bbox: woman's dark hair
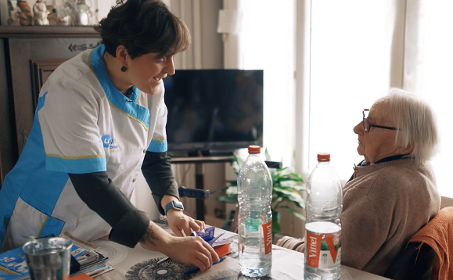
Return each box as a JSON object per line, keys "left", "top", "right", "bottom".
{"left": 94, "top": 0, "right": 191, "bottom": 59}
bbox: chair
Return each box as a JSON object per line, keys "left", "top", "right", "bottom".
{"left": 275, "top": 235, "right": 305, "bottom": 253}
{"left": 385, "top": 206, "right": 453, "bottom": 280}
{"left": 383, "top": 241, "right": 435, "bottom": 280}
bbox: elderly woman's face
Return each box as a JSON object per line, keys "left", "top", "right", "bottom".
{"left": 353, "top": 102, "right": 400, "bottom": 163}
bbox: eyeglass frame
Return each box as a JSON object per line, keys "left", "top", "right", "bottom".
{"left": 362, "top": 109, "right": 398, "bottom": 133}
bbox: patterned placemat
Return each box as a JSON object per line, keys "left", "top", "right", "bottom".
{"left": 125, "top": 257, "right": 194, "bottom": 280}
{"left": 91, "top": 240, "right": 128, "bottom": 265}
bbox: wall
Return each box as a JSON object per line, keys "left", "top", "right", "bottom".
{"left": 96, "top": 0, "right": 115, "bottom": 22}
{"left": 0, "top": 2, "right": 9, "bottom": 25}
{"left": 441, "top": 196, "right": 453, "bottom": 209}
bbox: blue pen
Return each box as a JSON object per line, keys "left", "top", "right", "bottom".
{"left": 184, "top": 257, "right": 225, "bottom": 275}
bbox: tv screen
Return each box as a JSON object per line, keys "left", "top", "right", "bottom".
{"left": 163, "top": 69, "right": 264, "bottom": 157}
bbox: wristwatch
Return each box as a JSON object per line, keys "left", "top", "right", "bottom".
{"left": 164, "top": 200, "right": 184, "bottom": 215}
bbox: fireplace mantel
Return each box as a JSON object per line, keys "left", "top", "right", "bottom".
{"left": 0, "top": 26, "right": 99, "bottom": 38}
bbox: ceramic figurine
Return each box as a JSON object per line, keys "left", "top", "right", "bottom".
{"left": 18, "top": 1, "right": 33, "bottom": 26}
{"left": 7, "top": 1, "right": 21, "bottom": 26}
{"left": 33, "top": 0, "right": 50, "bottom": 25}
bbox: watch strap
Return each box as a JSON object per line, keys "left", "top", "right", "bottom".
{"left": 164, "top": 200, "right": 184, "bottom": 215}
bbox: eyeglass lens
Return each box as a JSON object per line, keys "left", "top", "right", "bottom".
{"left": 362, "top": 109, "right": 369, "bottom": 132}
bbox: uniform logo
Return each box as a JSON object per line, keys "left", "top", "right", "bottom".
{"left": 101, "top": 135, "right": 119, "bottom": 151}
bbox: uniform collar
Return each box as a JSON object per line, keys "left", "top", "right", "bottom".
{"left": 89, "top": 45, "right": 150, "bottom": 130}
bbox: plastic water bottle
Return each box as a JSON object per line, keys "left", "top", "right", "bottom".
{"left": 304, "top": 153, "right": 343, "bottom": 280}
{"left": 237, "top": 145, "right": 273, "bottom": 277}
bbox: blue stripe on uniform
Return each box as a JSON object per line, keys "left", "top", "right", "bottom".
{"left": 0, "top": 105, "right": 71, "bottom": 248}
{"left": 147, "top": 140, "right": 167, "bottom": 152}
{"left": 13, "top": 108, "right": 70, "bottom": 216}
{"left": 46, "top": 156, "right": 107, "bottom": 174}
{"left": 39, "top": 217, "right": 66, "bottom": 238}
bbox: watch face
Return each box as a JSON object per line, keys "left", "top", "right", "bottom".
{"left": 173, "top": 200, "right": 184, "bottom": 209}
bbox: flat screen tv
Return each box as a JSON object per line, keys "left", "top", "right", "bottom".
{"left": 163, "top": 69, "right": 264, "bottom": 157}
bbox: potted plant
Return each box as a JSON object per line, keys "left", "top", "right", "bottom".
{"left": 216, "top": 149, "right": 306, "bottom": 234}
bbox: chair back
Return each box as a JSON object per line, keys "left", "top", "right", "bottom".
{"left": 384, "top": 241, "right": 435, "bottom": 280}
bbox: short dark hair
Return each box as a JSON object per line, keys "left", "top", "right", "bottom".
{"left": 94, "top": 0, "right": 191, "bottom": 59}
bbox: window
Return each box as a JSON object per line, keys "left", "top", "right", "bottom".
{"left": 420, "top": 1, "right": 453, "bottom": 197}
{"left": 241, "top": 0, "right": 296, "bottom": 165}
{"left": 309, "top": 1, "right": 395, "bottom": 181}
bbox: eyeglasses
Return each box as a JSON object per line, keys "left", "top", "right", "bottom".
{"left": 362, "top": 109, "right": 398, "bottom": 133}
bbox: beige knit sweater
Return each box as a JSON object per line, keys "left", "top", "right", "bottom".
{"left": 341, "top": 158, "right": 440, "bottom": 276}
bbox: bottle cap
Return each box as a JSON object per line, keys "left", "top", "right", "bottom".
{"left": 317, "top": 153, "right": 330, "bottom": 162}
{"left": 248, "top": 145, "right": 261, "bottom": 154}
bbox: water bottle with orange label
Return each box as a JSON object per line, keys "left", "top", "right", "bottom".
{"left": 304, "top": 153, "right": 343, "bottom": 280}
{"left": 237, "top": 145, "right": 273, "bottom": 277}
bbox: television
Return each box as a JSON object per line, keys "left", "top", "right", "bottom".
{"left": 163, "top": 69, "right": 264, "bottom": 157}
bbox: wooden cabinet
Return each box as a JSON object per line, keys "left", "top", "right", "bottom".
{"left": 0, "top": 26, "right": 100, "bottom": 184}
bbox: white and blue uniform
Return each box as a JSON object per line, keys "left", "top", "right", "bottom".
{"left": 0, "top": 44, "right": 168, "bottom": 251}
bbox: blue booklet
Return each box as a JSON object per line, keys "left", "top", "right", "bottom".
{"left": 0, "top": 246, "right": 29, "bottom": 280}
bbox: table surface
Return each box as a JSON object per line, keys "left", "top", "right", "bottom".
{"left": 95, "top": 220, "right": 390, "bottom": 280}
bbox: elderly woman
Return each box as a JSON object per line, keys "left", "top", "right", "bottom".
{"left": 341, "top": 88, "right": 440, "bottom": 276}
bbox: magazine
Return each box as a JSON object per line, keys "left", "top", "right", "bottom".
{"left": 0, "top": 235, "right": 113, "bottom": 280}
{"left": 0, "top": 246, "right": 29, "bottom": 280}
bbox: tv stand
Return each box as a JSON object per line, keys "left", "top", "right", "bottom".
{"left": 171, "top": 155, "right": 234, "bottom": 221}
{"left": 171, "top": 155, "right": 282, "bottom": 221}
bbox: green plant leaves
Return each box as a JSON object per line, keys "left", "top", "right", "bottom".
{"left": 216, "top": 154, "right": 306, "bottom": 234}
{"left": 272, "top": 186, "right": 305, "bottom": 209}
{"left": 272, "top": 211, "right": 282, "bottom": 233}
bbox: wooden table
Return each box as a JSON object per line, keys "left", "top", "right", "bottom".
{"left": 95, "top": 220, "right": 390, "bottom": 280}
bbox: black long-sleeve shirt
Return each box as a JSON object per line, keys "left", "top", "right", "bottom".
{"left": 69, "top": 151, "right": 178, "bottom": 248}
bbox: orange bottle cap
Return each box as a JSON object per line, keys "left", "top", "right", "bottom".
{"left": 248, "top": 145, "right": 261, "bottom": 154}
{"left": 317, "top": 153, "right": 330, "bottom": 161}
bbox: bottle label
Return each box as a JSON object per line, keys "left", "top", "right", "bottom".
{"left": 239, "top": 218, "right": 272, "bottom": 255}
{"left": 244, "top": 217, "right": 262, "bottom": 231}
{"left": 306, "top": 228, "right": 341, "bottom": 269}
{"left": 262, "top": 220, "right": 272, "bottom": 255}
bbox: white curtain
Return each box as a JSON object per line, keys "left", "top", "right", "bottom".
{"left": 403, "top": 0, "right": 425, "bottom": 92}
{"left": 418, "top": 0, "right": 453, "bottom": 198}
{"left": 307, "top": 0, "right": 406, "bottom": 180}
{"left": 238, "top": 0, "right": 296, "bottom": 167}
{"left": 166, "top": 0, "right": 202, "bottom": 69}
